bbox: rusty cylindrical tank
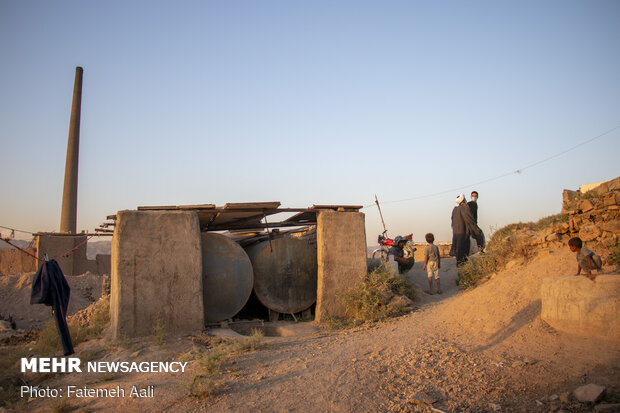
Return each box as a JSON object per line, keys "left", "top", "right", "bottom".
{"left": 245, "top": 236, "right": 317, "bottom": 314}
{"left": 201, "top": 233, "right": 253, "bottom": 323}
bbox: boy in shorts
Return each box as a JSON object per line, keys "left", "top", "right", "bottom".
{"left": 422, "top": 233, "right": 441, "bottom": 294}
{"left": 568, "top": 237, "right": 603, "bottom": 280}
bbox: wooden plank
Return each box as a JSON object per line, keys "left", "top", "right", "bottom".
{"left": 137, "top": 205, "right": 178, "bottom": 211}
{"left": 177, "top": 204, "right": 216, "bottom": 210}
{"left": 224, "top": 202, "right": 281, "bottom": 209}
{"left": 311, "top": 204, "right": 363, "bottom": 211}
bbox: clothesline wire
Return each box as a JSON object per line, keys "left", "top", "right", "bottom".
{"left": 362, "top": 123, "right": 620, "bottom": 209}
{"left": 0, "top": 224, "right": 111, "bottom": 238}
{"left": 0, "top": 225, "right": 36, "bottom": 236}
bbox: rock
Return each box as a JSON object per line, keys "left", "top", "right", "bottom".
{"left": 548, "top": 394, "right": 559, "bottom": 401}
{"left": 574, "top": 383, "right": 606, "bottom": 403}
{"left": 579, "top": 224, "right": 602, "bottom": 242}
{"left": 554, "top": 222, "right": 570, "bottom": 234}
{"left": 387, "top": 295, "right": 413, "bottom": 313}
{"left": 580, "top": 199, "right": 595, "bottom": 213}
{"left": 600, "top": 220, "right": 620, "bottom": 233}
{"left": 594, "top": 403, "right": 620, "bottom": 412}
{"left": 506, "top": 260, "right": 519, "bottom": 270}
{"left": 409, "top": 392, "right": 437, "bottom": 404}
{"left": 488, "top": 402, "right": 501, "bottom": 411}
{"left": 559, "top": 392, "right": 571, "bottom": 403}
{"left": 603, "top": 193, "right": 618, "bottom": 207}
{"left": 130, "top": 349, "right": 145, "bottom": 358}
{"left": 563, "top": 190, "right": 580, "bottom": 212}
{"left": 0, "top": 320, "right": 13, "bottom": 332}
{"left": 546, "top": 233, "right": 562, "bottom": 243}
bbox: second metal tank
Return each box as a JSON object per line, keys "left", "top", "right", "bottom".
{"left": 245, "top": 236, "right": 317, "bottom": 314}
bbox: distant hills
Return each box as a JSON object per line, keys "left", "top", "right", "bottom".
{"left": 86, "top": 240, "right": 111, "bottom": 259}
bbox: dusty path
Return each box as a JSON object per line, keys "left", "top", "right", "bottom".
{"left": 185, "top": 252, "right": 618, "bottom": 412}
{"left": 21, "top": 249, "right": 619, "bottom": 412}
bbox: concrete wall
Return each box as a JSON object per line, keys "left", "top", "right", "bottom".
{"left": 541, "top": 275, "right": 620, "bottom": 342}
{"left": 36, "top": 234, "right": 89, "bottom": 276}
{"left": 96, "top": 254, "right": 111, "bottom": 275}
{"left": 315, "top": 210, "right": 367, "bottom": 321}
{"left": 0, "top": 235, "right": 104, "bottom": 276}
{"left": 0, "top": 248, "right": 37, "bottom": 275}
{"left": 110, "top": 210, "right": 204, "bottom": 338}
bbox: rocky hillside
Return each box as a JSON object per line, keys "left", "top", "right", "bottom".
{"left": 532, "top": 176, "right": 620, "bottom": 263}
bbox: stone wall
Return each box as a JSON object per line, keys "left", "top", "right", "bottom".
{"left": 315, "top": 210, "right": 367, "bottom": 321}
{"left": 541, "top": 275, "right": 620, "bottom": 342}
{"left": 110, "top": 210, "right": 204, "bottom": 338}
{"left": 562, "top": 176, "right": 620, "bottom": 246}
{"left": 531, "top": 177, "right": 620, "bottom": 258}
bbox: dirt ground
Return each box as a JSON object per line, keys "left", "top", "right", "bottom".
{"left": 10, "top": 245, "right": 620, "bottom": 412}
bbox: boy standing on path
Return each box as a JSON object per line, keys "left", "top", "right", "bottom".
{"left": 422, "top": 233, "right": 441, "bottom": 294}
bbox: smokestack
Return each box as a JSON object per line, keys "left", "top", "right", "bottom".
{"left": 60, "top": 66, "right": 83, "bottom": 234}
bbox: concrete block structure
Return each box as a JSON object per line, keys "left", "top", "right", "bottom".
{"left": 541, "top": 275, "right": 620, "bottom": 342}
{"left": 110, "top": 210, "right": 204, "bottom": 338}
{"left": 35, "top": 233, "right": 97, "bottom": 275}
{"left": 315, "top": 210, "right": 367, "bottom": 321}
{"left": 0, "top": 248, "right": 37, "bottom": 275}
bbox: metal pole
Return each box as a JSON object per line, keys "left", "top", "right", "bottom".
{"left": 374, "top": 194, "right": 387, "bottom": 235}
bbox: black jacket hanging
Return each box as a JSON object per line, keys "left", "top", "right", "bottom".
{"left": 30, "top": 259, "right": 74, "bottom": 356}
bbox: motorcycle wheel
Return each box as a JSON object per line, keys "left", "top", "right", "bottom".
{"left": 371, "top": 248, "right": 389, "bottom": 261}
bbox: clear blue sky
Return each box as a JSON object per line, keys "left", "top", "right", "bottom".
{"left": 1, "top": 1, "right": 619, "bottom": 243}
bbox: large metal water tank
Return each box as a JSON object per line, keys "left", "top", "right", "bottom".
{"left": 245, "top": 236, "right": 317, "bottom": 314}
{"left": 201, "top": 233, "right": 253, "bottom": 323}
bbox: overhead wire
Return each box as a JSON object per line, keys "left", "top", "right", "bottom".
{"left": 363, "top": 124, "right": 620, "bottom": 208}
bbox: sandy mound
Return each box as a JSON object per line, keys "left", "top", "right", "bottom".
{"left": 0, "top": 271, "right": 102, "bottom": 330}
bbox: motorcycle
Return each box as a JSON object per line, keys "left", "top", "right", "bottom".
{"left": 371, "top": 195, "right": 416, "bottom": 262}
{"left": 371, "top": 231, "right": 416, "bottom": 261}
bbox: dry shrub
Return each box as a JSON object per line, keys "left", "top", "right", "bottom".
{"left": 151, "top": 314, "right": 167, "bottom": 346}
{"left": 49, "top": 398, "right": 72, "bottom": 413}
{"left": 185, "top": 329, "right": 265, "bottom": 399}
{"left": 458, "top": 214, "right": 567, "bottom": 289}
{"left": 607, "top": 241, "right": 620, "bottom": 265}
{"left": 339, "top": 264, "right": 415, "bottom": 324}
{"left": 0, "top": 346, "right": 29, "bottom": 408}
{"left": 34, "top": 297, "right": 110, "bottom": 356}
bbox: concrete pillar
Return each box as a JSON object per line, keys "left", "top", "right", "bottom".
{"left": 541, "top": 275, "right": 620, "bottom": 342}
{"left": 110, "top": 210, "right": 204, "bottom": 338}
{"left": 315, "top": 210, "right": 367, "bottom": 321}
{"left": 60, "top": 66, "right": 83, "bottom": 234}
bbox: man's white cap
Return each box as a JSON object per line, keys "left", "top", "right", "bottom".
{"left": 455, "top": 194, "right": 465, "bottom": 204}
